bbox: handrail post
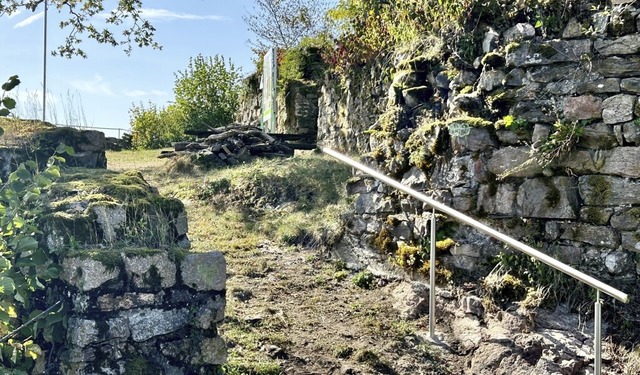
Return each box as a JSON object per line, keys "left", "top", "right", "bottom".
{"left": 429, "top": 207, "right": 436, "bottom": 339}
{"left": 594, "top": 290, "right": 602, "bottom": 375}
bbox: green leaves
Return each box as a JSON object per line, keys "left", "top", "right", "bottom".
{"left": 1, "top": 76, "right": 20, "bottom": 92}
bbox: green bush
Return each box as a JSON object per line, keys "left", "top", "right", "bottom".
{"left": 129, "top": 103, "right": 185, "bottom": 150}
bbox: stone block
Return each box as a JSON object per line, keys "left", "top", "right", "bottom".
{"left": 68, "top": 318, "right": 99, "bottom": 348}
{"left": 559, "top": 223, "right": 619, "bottom": 248}
{"left": 602, "top": 94, "right": 635, "bottom": 124}
{"left": 621, "top": 231, "right": 640, "bottom": 252}
{"left": 577, "top": 123, "right": 618, "bottom": 149}
{"left": 579, "top": 174, "right": 640, "bottom": 205}
{"left": 605, "top": 251, "right": 630, "bottom": 274}
{"left": 125, "top": 308, "right": 190, "bottom": 342}
{"left": 181, "top": 252, "right": 226, "bottom": 291}
{"left": 622, "top": 121, "right": 640, "bottom": 144}
{"left": 61, "top": 257, "right": 121, "bottom": 292}
{"left": 563, "top": 18, "right": 583, "bottom": 39}
{"left": 96, "top": 293, "right": 159, "bottom": 312}
{"left": 504, "top": 23, "right": 536, "bottom": 43}
{"left": 621, "top": 78, "right": 640, "bottom": 93}
{"left": 517, "top": 177, "right": 579, "bottom": 219}
{"left": 487, "top": 147, "right": 542, "bottom": 178}
{"left": 451, "top": 127, "right": 498, "bottom": 153}
{"left": 576, "top": 78, "right": 620, "bottom": 94}
{"left": 199, "top": 337, "right": 228, "bottom": 365}
{"left": 528, "top": 64, "right": 583, "bottom": 83}
{"left": 594, "top": 34, "right": 640, "bottom": 55}
{"left": 563, "top": 95, "right": 603, "bottom": 121}
{"left": 478, "top": 70, "right": 506, "bottom": 92}
{"left": 506, "top": 39, "right": 592, "bottom": 67}
{"left": 579, "top": 206, "right": 614, "bottom": 225}
{"left": 401, "top": 166, "right": 427, "bottom": 190}
{"left": 124, "top": 253, "right": 177, "bottom": 289}
{"left": 595, "top": 56, "right": 640, "bottom": 77}
{"left": 610, "top": 207, "right": 640, "bottom": 230}
{"left": 598, "top": 147, "right": 640, "bottom": 177}
{"left": 477, "top": 183, "right": 517, "bottom": 216}
{"left": 92, "top": 204, "right": 126, "bottom": 243}
{"left": 510, "top": 100, "right": 556, "bottom": 123}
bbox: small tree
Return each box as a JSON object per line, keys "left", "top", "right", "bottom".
{"left": 173, "top": 54, "right": 242, "bottom": 131}
{"left": 244, "top": 0, "right": 331, "bottom": 49}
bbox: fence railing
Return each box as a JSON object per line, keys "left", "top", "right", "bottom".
{"left": 58, "top": 124, "right": 129, "bottom": 138}
{"left": 321, "top": 147, "right": 629, "bottom": 375}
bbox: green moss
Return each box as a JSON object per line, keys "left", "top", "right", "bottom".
{"left": 445, "top": 116, "right": 492, "bottom": 128}
{"left": 143, "top": 265, "right": 163, "bottom": 289}
{"left": 395, "top": 243, "right": 423, "bottom": 268}
{"left": 459, "top": 85, "right": 474, "bottom": 95}
{"left": 124, "top": 356, "right": 160, "bottom": 375}
{"left": 532, "top": 43, "right": 557, "bottom": 59}
{"left": 582, "top": 206, "right": 605, "bottom": 225}
{"left": 543, "top": 178, "right": 561, "bottom": 208}
{"left": 435, "top": 238, "right": 456, "bottom": 252}
{"left": 481, "top": 52, "right": 505, "bottom": 68}
{"left": 505, "top": 42, "right": 521, "bottom": 54}
{"left": 587, "top": 175, "right": 612, "bottom": 205}
{"left": 373, "top": 227, "right": 394, "bottom": 253}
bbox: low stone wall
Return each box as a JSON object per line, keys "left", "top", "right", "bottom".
{"left": 58, "top": 250, "right": 226, "bottom": 374}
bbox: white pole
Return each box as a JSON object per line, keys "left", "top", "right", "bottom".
{"left": 429, "top": 207, "right": 436, "bottom": 339}
{"left": 42, "top": 0, "right": 48, "bottom": 123}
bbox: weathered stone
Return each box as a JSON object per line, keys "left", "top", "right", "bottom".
{"left": 504, "top": 23, "right": 536, "bottom": 43}
{"left": 579, "top": 174, "right": 640, "bottom": 205}
{"left": 602, "top": 94, "right": 635, "bottom": 124}
{"left": 124, "top": 253, "right": 177, "bottom": 289}
{"left": 578, "top": 123, "right": 618, "bottom": 149}
{"left": 401, "top": 167, "right": 427, "bottom": 190}
{"left": 563, "top": 95, "right": 603, "bottom": 121}
{"left": 594, "top": 34, "right": 640, "bottom": 55}
{"left": 487, "top": 147, "right": 542, "bottom": 178}
{"left": 531, "top": 124, "right": 551, "bottom": 146}
{"left": 580, "top": 206, "right": 614, "bottom": 225}
{"left": 435, "top": 72, "right": 451, "bottom": 89}
{"left": 478, "top": 70, "right": 506, "bottom": 92}
{"left": 552, "top": 246, "right": 582, "bottom": 265}
{"left": 576, "top": 78, "right": 620, "bottom": 94}
{"left": 451, "top": 127, "right": 498, "bottom": 153}
{"left": 348, "top": 216, "right": 367, "bottom": 234}
{"left": 450, "top": 244, "right": 481, "bottom": 258}
{"left": 503, "top": 68, "right": 526, "bottom": 87}
{"left": 598, "top": 147, "right": 640, "bottom": 177}
{"left": 545, "top": 221, "right": 560, "bottom": 239}
{"left": 392, "top": 282, "right": 429, "bottom": 319}
{"left": 622, "top": 121, "right": 640, "bottom": 144}
{"left": 392, "top": 70, "right": 422, "bottom": 88}
{"left": 621, "top": 77, "right": 640, "bottom": 93}
{"left": 605, "top": 251, "right": 630, "bottom": 274}
{"left": 595, "top": 56, "right": 640, "bottom": 77}
{"left": 199, "top": 337, "right": 228, "bottom": 364}
{"left": 194, "top": 296, "right": 226, "bottom": 329}
{"left": 346, "top": 178, "right": 376, "bottom": 195}
{"left": 68, "top": 318, "right": 99, "bottom": 348}
{"left": 477, "top": 183, "right": 517, "bottom": 216}
{"left": 96, "top": 293, "right": 159, "bottom": 312}
{"left": 389, "top": 219, "right": 413, "bottom": 241}
{"left": 450, "top": 70, "right": 478, "bottom": 90}
{"left": 175, "top": 212, "right": 188, "bottom": 237}
{"left": 510, "top": 100, "right": 556, "bottom": 123}
{"left": 451, "top": 93, "right": 484, "bottom": 115}
{"left": 545, "top": 80, "right": 579, "bottom": 95}
{"left": 460, "top": 296, "right": 484, "bottom": 318}
{"left": 452, "top": 187, "right": 476, "bottom": 212}
{"left": 563, "top": 18, "right": 583, "bottom": 39}
{"left": 514, "top": 83, "right": 543, "bottom": 101}
{"left": 483, "top": 28, "right": 499, "bottom": 53}
{"left": 614, "top": 124, "right": 625, "bottom": 145}
{"left": 354, "top": 192, "right": 381, "bottom": 214}
{"left": 611, "top": 207, "right": 640, "bottom": 230}
{"left": 495, "top": 129, "right": 529, "bottom": 145}
{"left": 126, "top": 308, "right": 190, "bottom": 342}
{"left": 61, "top": 257, "right": 120, "bottom": 292}
{"left": 560, "top": 223, "right": 619, "bottom": 248}
{"left": 517, "top": 177, "right": 579, "bottom": 219}
{"left": 92, "top": 204, "right": 126, "bottom": 243}
{"left": 528, "top": 64, "right": 582, "bottom": 83}
{"left": 181, "top": 252, "right": 226, "bottom": 291}
{"left": 506, "top": 39, "right": 592, "bottom": 67}
{"left": 621, "top": 231, "right": 640, "bottom": 252}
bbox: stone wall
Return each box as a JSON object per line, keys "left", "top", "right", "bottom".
{"left": 38, "top": 167, "right": 227, "bottom": 374}
{"left": 58, "top": 250, "right": 226, "bottom": 374}
{"left": 323, "top": 1, "right": 640, "bottom": 289}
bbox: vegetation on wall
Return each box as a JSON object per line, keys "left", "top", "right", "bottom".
{"left": 0, "top": 76, "right": 69, "bottom": 373}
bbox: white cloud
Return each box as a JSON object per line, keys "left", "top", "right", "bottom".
{"left": 140, "top": 8, "right": 229, "bottom": 21}
{"left": 123, "top": 89, "right": 169, "bottom": 98}
{"left": 13, "top": 11, "right": 44, "bottom": 28}
{"left": 70, "top": 75, "right": 114, "bottom": 96}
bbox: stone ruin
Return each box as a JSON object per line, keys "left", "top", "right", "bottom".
{"left": 0, "top": 124, "right": 227, "bottom": 374}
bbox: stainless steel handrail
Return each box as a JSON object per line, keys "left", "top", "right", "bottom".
{"left": 321, "top": 147, "right": 629, "bottom": 375}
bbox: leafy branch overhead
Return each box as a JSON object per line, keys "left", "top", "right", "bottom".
{"left": 0, "top": 0, "right": 161, "bottom": 58}
{"left": 244, "top": 0, "right": 331, "bottom": 49}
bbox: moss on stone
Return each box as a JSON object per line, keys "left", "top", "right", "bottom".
{"left": 587, "top": 175, "right": 611, "bottom": 205}
{"left": 481, "top": 52, "right": 505, "bottom": 68}
{"left": 445, "top": 116, "right": 492, "bottom": 128}
{"left": 543, "top": 178, "right": 561, "bottom": 208}
{"left": 373, "top": 227, "right": 394, "bottom": 253}
{"left": 582, "top": 206, "right": 605, "bottom": 225}
{"left": 505, "top": 42, "right": 521, "bottom": 54}
{"left": 531, "top": 43, "right": 557, "bottom": 59}
{"left": 124, "top": 356, "right": 160, "bottom": 375}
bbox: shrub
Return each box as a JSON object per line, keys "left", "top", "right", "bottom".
{"left": 129, "top": 103, "right": 185, "bottom": 149}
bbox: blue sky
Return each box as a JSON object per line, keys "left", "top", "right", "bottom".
{"left": 0, "top": 0, "right": 256, "bottom": 137}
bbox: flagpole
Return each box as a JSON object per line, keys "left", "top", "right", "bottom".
{"left": 42, "top": 0, "right": 48, "bottom": 123}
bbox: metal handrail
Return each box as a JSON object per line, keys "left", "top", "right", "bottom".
{"left": 321, "top": 147, "right": 629, "bottom": 375}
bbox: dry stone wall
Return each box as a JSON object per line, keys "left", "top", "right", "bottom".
{"left": 322, "top": 2, "right": 640, "bottom": 288}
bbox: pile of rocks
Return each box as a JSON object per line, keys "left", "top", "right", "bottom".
{"left": 160, "top": 124, "right": 294, "bottom": 167}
